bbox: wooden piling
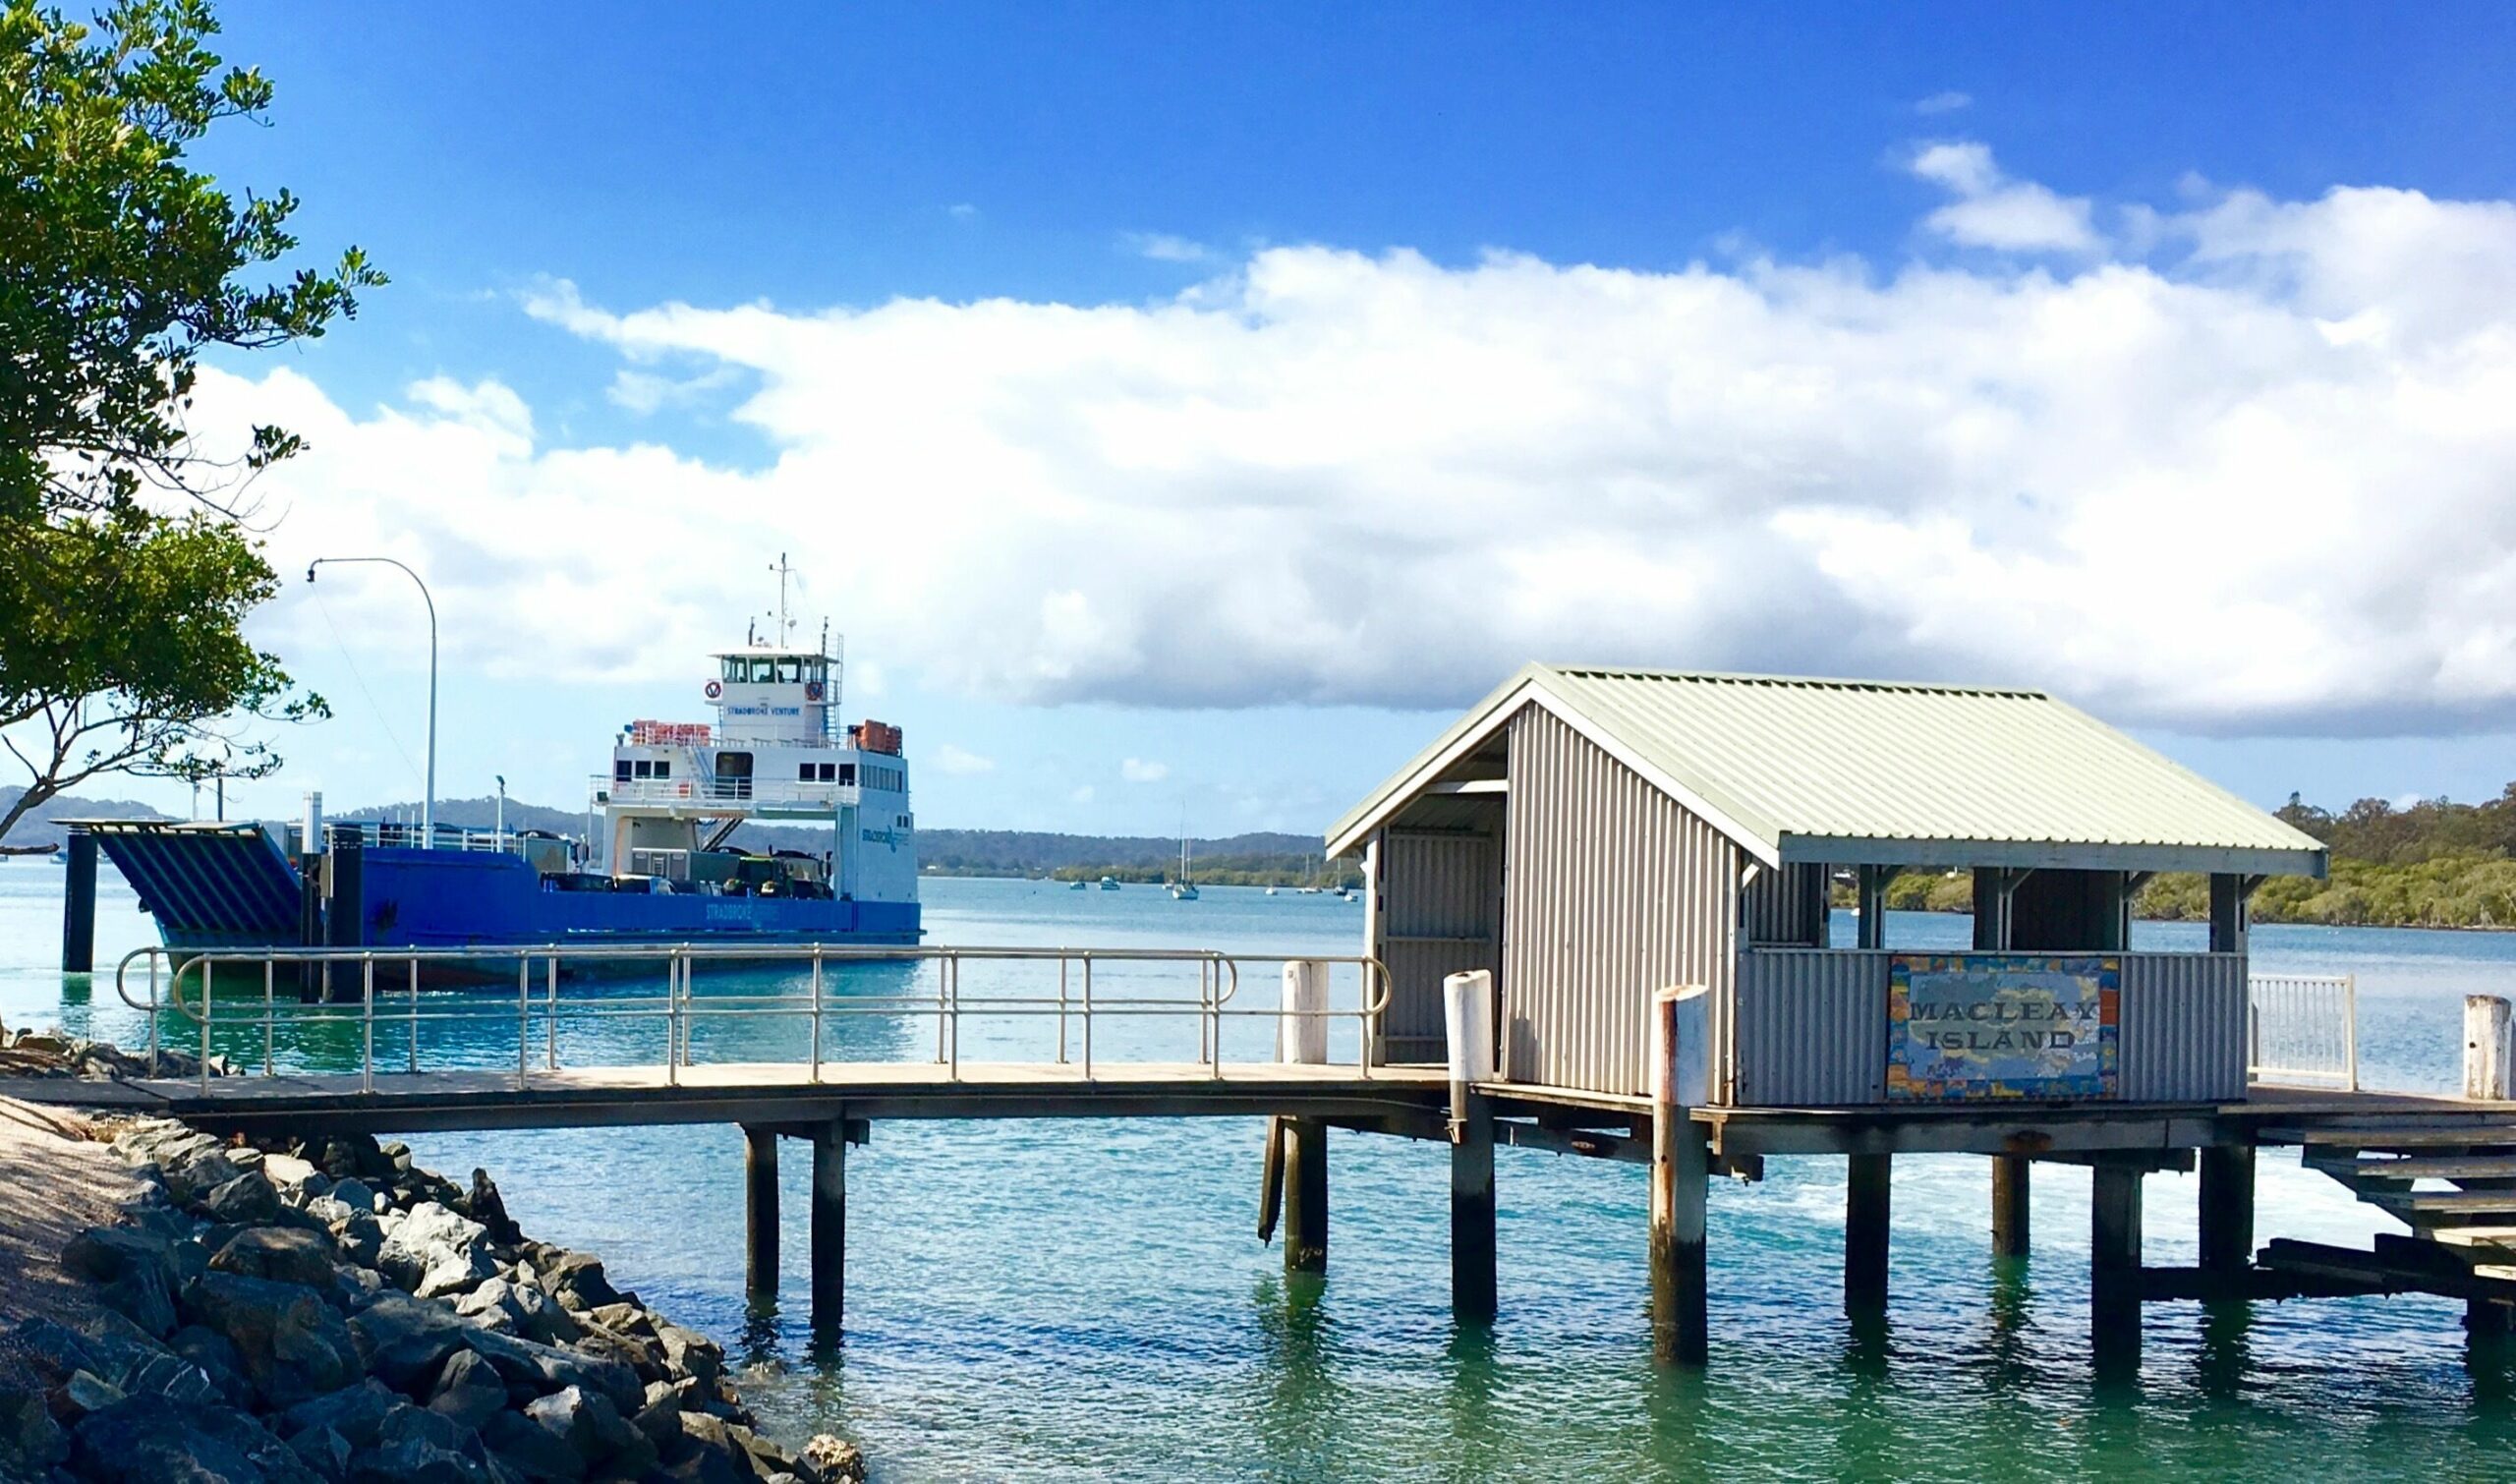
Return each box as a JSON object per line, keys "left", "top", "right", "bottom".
{"left": 1990, "top": 1155, "right": 2030, "bottom": 1258}
{"left": 1649, "top": 986, "right": 1710, "bottom": 1366}
{"left": 59, "top": 829, "right": 96, "bottom": 973}
{"left": 743, "top": 1125, "right": 779, "bottom": 1307}
{"left": 2198, "top": 1146, "right": 2255, "bottom": 1276}
{"left": 811, "top": 1121, "right": 846, "bottom": 1334}
{"left": 1845, "top": 1153, "right": 1892, "bottom": 1317}
{"left": 2467, "top": 996, "right": 2513, "bottom": 1101}
{"left": 1452, "top": 1092, "right": 1497, "bottom": 1324}
{"left": 1283, "top": 1117, "right": 1328, "bottom": 1273}
{"left": 2090, "top": 1162, "right": 2144, "bottom": 1372}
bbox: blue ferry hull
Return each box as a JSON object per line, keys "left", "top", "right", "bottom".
{"left": 350, "top": 850, "right": 921, "bottom": 952}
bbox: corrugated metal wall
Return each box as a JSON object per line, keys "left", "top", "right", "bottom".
{"left": 1744, "top": 863, "right": 1828, "bottom": 946}
{"left": 1502, "top": 705, "right": 1741, "bottom": 1096}
{"left": 2118, "top": 951, "right": 2249, "bottom": 1101}
{"left": 1377, "top": 827, "right": 1502, "bottom": 1063}
{"left": 1733, "top": 949, "right": 1891, "bottom": 1105}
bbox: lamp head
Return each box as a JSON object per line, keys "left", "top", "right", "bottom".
{"left": 305, "top": 563, "right": 316, "bottom": 583}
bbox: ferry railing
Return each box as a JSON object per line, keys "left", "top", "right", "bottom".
{"left": 113, "top": 943, "right": 1391, "bottom": 1095}
{"left": 2249, "top": 973, "right": 2359, "bottom": 1090}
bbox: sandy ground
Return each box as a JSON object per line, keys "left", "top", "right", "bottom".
{"left": 0, "top": 1098, "right": 141, "bottom": 1329}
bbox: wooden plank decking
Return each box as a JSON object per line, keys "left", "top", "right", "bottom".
{"left": 0, "top": 1061, "right": 1451, "bottom": 1135}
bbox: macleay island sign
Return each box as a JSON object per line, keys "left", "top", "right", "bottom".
{"left": 1885, "top": 954, "right": 2121, "bottom": 1101}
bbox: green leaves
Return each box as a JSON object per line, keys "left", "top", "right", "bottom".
{"left": 0, "top": 0, "right": 378, "bottom": 837}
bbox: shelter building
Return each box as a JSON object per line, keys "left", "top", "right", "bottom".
{"left": 1329, "top": 664, "right": 2328, "bottom": 1108}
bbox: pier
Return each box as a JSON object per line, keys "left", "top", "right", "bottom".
{"left": 29, "top": 663, "right": 2516, "bottom": 1375}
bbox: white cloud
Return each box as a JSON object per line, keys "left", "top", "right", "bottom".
{"left": 1915, "top": 91, "right": 1972, "bottom": 116}
{"left": 1122, "top": 232, "right": 1213, "bottom": 263}
{"left": 946, "top": 202, "right": 978, "bottom": 221}
{"left": 932, "top": 743, "right": 996, "bottom": 775}
{"left": 205, "top": 155, "right": 2516, "bottom": 740}
{"left": 1120, "top": 758, "right": 1170, "bottom": 783}
{"left": 1911, "top": 141, "right": 2100, "bottom": 253}
{"left": 1070, "top": 784, "right": 1096, "bottom": 805}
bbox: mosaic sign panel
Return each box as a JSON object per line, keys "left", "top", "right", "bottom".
{"left": 1886, "top": 954, "right": 2119, "bottom": 1101}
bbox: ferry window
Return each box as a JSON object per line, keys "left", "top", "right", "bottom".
{"left": 838, "top": 763, "right": 856, "bottom": 786}
{"left": 755, "top": 657, "right": 779, "bottom": 682}
{"left": 655, "top": 760, "right": 671, "bottom": 778}
{"left": 633, "top": 760, "right": 653, "bottom": 778}
{"left": 614, "top": 761, "right": 632, "bottom": 781}
{"left": 805, "top": 659, "right": 826, "bottom": 682}
{"left": 722, "top": 658, "right": 742, "bottom": 682}
{"left": 775, "top": 659, "right": 801, "bottom": 683}
{"left": 799, "top": 764, "right": 814, "bottom": 781}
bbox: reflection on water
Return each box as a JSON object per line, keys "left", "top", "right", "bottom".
{"left": 9, "top": 872, "right": 2516, "bottom": 1478}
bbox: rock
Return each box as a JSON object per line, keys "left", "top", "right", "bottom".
{"left": 117, "top": 1348, "right": 227, "bottom": 1407}
{"left": 523, "top": 1385, "right": 656, "bottom": 1474}
{"left": 0, "top": 1378, "right": 66, "bottom": 1476}
{"left": 380, "top": 1202, "right": 495, "bottom": 1299}
{"left": 306, "top": 1197, "right": 386, "bottom": 1268}
{"left": 168, "top": 1324, "right": 252, "bottom": 1405}
{"left": 352, "top": 1403, "right": 504, "bottom": 1484}
{"left": 226, "top": 1146, "right": 265, "bottom": 1172}
{"left": 467, "top": 1328, "right": 642, "bottom": 1413}
{"left": 290, "top": 1424, "right": 355, "bottom": 1482}
{"left": 61, "top": 1368, "right": 126, "bottom": 1414}
{"left": 62, "top": 1224, "right": 183, "bottom": 1338}
{"left": 163, "top": 1147, "right": 248, "bottom": 1206}
{"left": 278, "top": 1379, "right": 404, "bottom": 1450}
{"left": 202, "top": 1170, "right": 286, "bottom": 1226}
{"left": 802, "top": 1435, "right": 866, "bottom": 1484}
{"left": 630, "top": 1383, "right": 683, "bottom": 1450}
{"left": 183, "top": 1269, "right": 364, "bottom": 1408}
{"left": 464, "top": 1170, "right": 524, "bottom": 1247}
{"left": 212, "top": 1225, "right": 344, "bottom": 1290}
{"left": 655, "top": 1322, "right": 722, "bottom": 1388}
{"left": 264, "top": 1153, "right": 330, "bottom": 1204}
{"left": 426, "top": 1348, "right": 506, "bottom": 1432}
{"left": 533, "top": 1252, "right": 621, "bottom": 1312}
{"left": 345, "top": 1294, "right": 473, "bottom": 1394}
{"left": 71, "top": 1395, "right": 326, "bottom": 1483}
{"left": 330, "top": 1177, "right": 382, "bottom": 1215}
{"left": 481, "top": 1408, "right": 588, "bottom": 1481}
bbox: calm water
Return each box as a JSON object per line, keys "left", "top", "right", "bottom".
{"left": 7, "top": 866, "right": 2516, "bottom": 1480}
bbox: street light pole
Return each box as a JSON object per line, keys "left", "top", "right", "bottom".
{"left": 308, "top": 556, "right": 438, "bottom": 849}
{"left": 495, "top": 774, "right": 506, "bottom": 843}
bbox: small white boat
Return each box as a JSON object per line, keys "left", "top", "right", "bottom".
{"left": 1264, "top": 885, "right": 1279, "bottom": 896}
{"left": 1169, "top": 824, "right": 1198, "bottom": 900}
{"left": 1068, "top": 879, "right": 1088, "bottom": 891}
{"left": 1099, "top": 876, "right": 1120, "bottom": 890}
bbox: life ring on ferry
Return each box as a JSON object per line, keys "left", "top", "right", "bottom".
{"left": 677, "top": 781, "right": 690, "bottom": 798}
{"left": 804, "top": 680, "right": 825, "bottom": 702}
{"left": 704, "top": 680, "right": 722, "bottom": 700}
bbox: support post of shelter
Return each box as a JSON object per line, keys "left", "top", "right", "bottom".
{"left": 1283, "top": 1119, "right": 1328, "bottom": 1274}
{"left": 2208, "top": 874, "right": 2253, "bottom": 955}
{"left": 810, "top": 1119, "right": 845, "bottom": 1336}
{"left": 1452, "top": 1092, "right": 1497, "bottom": 1325}
{"left": 743, "top": 1125, "right": 779, "bottom": 1308}
{"left": 1283, "top": 960, "right": 1333, "bottom": 1275}
{"left": 59, "top": 828, "right": 96, "bottom": 973}
{"left": 2090, "top": 1161, "right": 2145, "bottom": 1373}
{"left": 1845, "top": 1153, "right": 1891, "bottom": 1317}
{"left": 1972, "top": 869, "right": 2025, "bottom": 951}
{"left": 1648, "top": 986, "right": 1709, "bottom": 1366}
{"left": 2198, "top": 1146, "right": 2255, "bottom": 1278}
{"left": 1856, "top": 866, "right": 1896, "bottom": 950}
{"left": 1990, "top": 1156, "right": 2030, "bottom": 1259}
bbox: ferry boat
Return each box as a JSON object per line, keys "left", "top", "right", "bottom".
{"left": 82, "top": 628, "right": 921, "bottom": 971}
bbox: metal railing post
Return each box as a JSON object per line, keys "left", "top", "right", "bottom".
{"left": 2344, "top": 973, "right": 2360, "bottom": 1091}
{"left": 1081, "top": 955, "right": 1094, "bottom": 1079}
{"left": 516, "top": 956, "right": 531, "bottom": 1090}
{"left": 262, "top": 961, "right": 274, "bottom": 1076}
{"left": 200, "top": 958, "right": 214, "bottom": 1093}
{"left": 408, "top": 958, "right": 421, "bottom": 1073}
{"left": 146, "top": 951, "right": 160, "bottom": 1073}
{"left": 946, "top": 953, "right": 960, "bottom": 1081}
{"left": 1057, "top": 956, "right": 1069, "bottom": 1064}
{"left": 811, "top": 949, "right": 825, "bottom": 1084}
{"left": 545, "top": 957, "right": 559, "bottom": 1069}
{"left": 361, "top": 956, "right": 376, "bottom": 1095}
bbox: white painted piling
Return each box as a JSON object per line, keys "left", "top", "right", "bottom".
{"left": 1443, "top": 969, "right": 1497, "bottom": 1132}
{"left": 2467, "top": 996, "right": 2513, "bottom": 1101}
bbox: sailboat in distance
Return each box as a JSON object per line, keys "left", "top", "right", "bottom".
{"left": 1169, "top": 819, "right": 1199, "bottom": 900}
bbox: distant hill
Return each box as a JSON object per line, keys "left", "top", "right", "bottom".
{"left": 0, "top": 786, "right": 171, "bottom": 849}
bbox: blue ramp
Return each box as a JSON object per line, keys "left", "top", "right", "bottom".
{"left": 82, "top": 821, "right": 303, "bottom": 944}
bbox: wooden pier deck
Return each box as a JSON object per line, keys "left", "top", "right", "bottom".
{"left": 0, "top": 1060, "right": 1450, "bottom": 1135}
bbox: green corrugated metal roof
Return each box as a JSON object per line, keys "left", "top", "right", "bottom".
{"left": 1328, "top": 663, "right": 2328, "bottom": 876}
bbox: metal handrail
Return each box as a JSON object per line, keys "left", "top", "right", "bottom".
{"left": 113, "top": 942, "right": 1391, "bottom": 1095}
{"left": 2249, "top": 972, "right": 2359, "bottom": 1090}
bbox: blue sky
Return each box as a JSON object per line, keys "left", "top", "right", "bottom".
{"left": 110, "top": 3, "right": 2516, "bottom": 833}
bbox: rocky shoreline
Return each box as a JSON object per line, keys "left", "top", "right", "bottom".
{"left": 0, "top": 1111, "right": 862, "bottom": 1484}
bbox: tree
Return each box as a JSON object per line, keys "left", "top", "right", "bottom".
{"left": 0, "top": 0, "right": 380, "bottom": 839}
